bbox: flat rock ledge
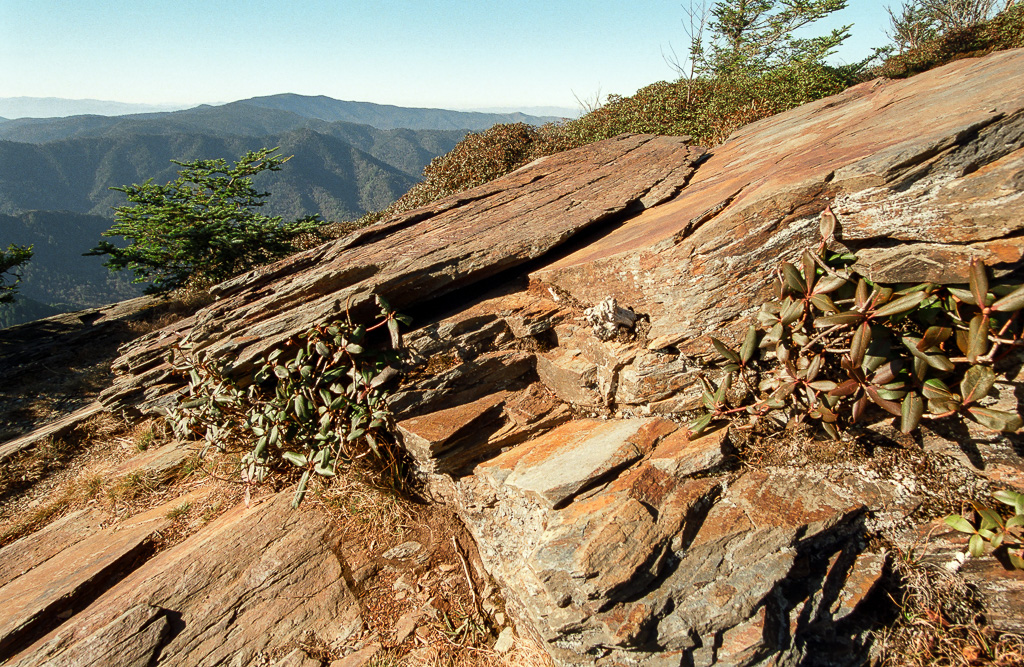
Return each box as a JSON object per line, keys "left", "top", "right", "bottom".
{"left": 7, "top": 493, "right": 361, "bottom": 667}
{"left": 7, "top": 49, "right": 1023, "bottom": 667}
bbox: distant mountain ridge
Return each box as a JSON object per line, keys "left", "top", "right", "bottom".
{"left": 0, "top": 210, "right": 144, "bottom": 314}
{"left": 0, "top": 127, "right": 450, "bottom": 220}
{"left": 239, "top": 94, "right": 565, "bottom": 130}
{"left": 0, "top": 94, "right": 563, "bottom": 144}
{"left": 0, "top": 97, "right": 192, "bottom": 119}
{"left": 0, "top": 93, "right": 567, "bottom": 326}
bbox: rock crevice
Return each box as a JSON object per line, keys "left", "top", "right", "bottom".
{"left": 8, "top": 50, "right": 1024, "bottom": 667}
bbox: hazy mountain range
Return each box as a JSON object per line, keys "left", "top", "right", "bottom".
{"left": 0, "top": 94, "right": 563, "bottom": 327}
{"left": 0, "top": 97, "right": 193, "bottom": 119}
{"left": 0, "top": 96, "right": 576, "bottom": 123}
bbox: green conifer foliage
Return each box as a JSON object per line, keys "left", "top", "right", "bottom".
{"left": 89, "top": 147, "right": 323, "bottom": 294}
{"left": 0, "top": 244, "right": 33, "bottom": 304}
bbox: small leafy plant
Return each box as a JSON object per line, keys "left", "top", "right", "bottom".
{"left": 945, "top": 489, "right": 1024, "bottom": 569}
{"left": 168, "top": 295, "right": 409, "bottom": 506}
{"left": 692, "top": 206, "right": 1024, "bottom": 438}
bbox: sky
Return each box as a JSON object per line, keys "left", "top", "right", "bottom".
{"left": 1, "top": 1, "right": 894, "bottom": 112}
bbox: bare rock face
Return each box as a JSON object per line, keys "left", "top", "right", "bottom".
{"left": 533, "top": 50, "right": 1024, "bottom": 377}
{"left": 455, "top": 424, "right": 879, "bottom": 666}
{"left": 66, "top": 50, "right": 1024, "bottom": 667}
{"left": 0, "top": 497, "right": 185, "bottom": 659}
{"left": 9, "top": 493, "right": 361, "bottom": 666}
{"left": 100, "top": 135, "right": 705, "bottom": 416}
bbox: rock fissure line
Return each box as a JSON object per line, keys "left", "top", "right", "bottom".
{"left": 9, "top": 52, "right": 1024, "bottom": 667}
{"left": 673, "top": 186, "right": 746, "bottom": 246}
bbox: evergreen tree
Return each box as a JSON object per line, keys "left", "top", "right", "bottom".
{"left": 694, "top": 0, "right": 851, "bottom": 78}
{"left": 89, "top": 148, "right": 323, "bottom": 294}
{"left": 0, "top": 244, "right": 33, "bottom": 304}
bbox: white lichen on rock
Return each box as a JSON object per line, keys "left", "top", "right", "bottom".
{"left": 584, "top": 297, "right": 635, "bottom": 341}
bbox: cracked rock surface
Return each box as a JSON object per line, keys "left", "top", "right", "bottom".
{"left": 5, "top": 50, "right": 1024, "bottom": 666}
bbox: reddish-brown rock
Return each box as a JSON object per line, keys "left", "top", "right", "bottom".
{"left": 45, "top": 48, "right": 1024, "bottom": 667}
{"left": 533, "top": 50, "right": 1024, "bottom": 413}
{"left": 11, "top": 493, "right": 362, "bottom": 666}
{"left": 101, "top": 135, "right": 705, "bottom": 416}
{"left": 0, "top": 493, "right": 196, "bottom": 659}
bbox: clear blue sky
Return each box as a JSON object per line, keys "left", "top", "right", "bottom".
{"left": 0, "top": 1, "right": 893, "bottom": 111}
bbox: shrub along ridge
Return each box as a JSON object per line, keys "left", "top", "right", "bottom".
{"left": 358, "top": 2, "right": 1024, "bottom": 228}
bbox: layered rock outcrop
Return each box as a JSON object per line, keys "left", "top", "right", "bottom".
{"left": 6, "top": 49, "right": 1024, "bottom": 666}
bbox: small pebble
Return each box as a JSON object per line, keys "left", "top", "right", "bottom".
{"left": 383, "top": 541, "right": 422, "bottom": 560}
{"left": 494, "top": 627, "right": 515, "bottom": 654}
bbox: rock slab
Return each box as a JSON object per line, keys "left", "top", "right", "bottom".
{"left": 11, "top": 493, "right": 362, "bottom": 666}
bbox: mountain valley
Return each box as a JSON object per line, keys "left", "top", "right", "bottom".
{"left": 0, "top": 95, "right": 561, "bottom": 326}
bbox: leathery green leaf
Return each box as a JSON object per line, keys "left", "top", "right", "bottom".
{"left": 781, "top": 262, "right": 805, "bottom": 294}
{"left": 969, "top": 533, "right": 986, "bottom": 558}
{"left": 819, "top": 206, "right": 837, "bottom": 240}
{"left": 809, "top": 292, "right": 838, "bottom": 313}
{"left": 944, "top": 514, "right": 976, "bottom": 534}
{"left": 713, "top": 373, "right": 733, "bottom": 404}
{"left": 855, "top": 278, "right": 869, "bottom": 310}
{"left": 802, "top": 250, "right": 817, "bottom": 294}
{"left": 918, "top": 326, "right": 952, "bottom": 351}
{"left": 866, "top": 385, "right": 902, "bottom": 416}
{"left": 711, "top": 337, "right": 740, "bottom": 363}
{"left": 968, "top": 407, "right": 1023, "bottom": 432}
{"left": 993, "top": 489, "right": 1024, "bottom": 514}
{"left": 740, "top": 325, "right": 759, "bottom": 364}
{"left": 780, "top": 298, "right": 804, "bottom": 326}
{"left": 968, "top": 314, "right": 988, "bottom": 362}
{"left": 282, "top": 451, "right": 308, "bottom": 467}
{"left": 872, "top": 290, "right": 925, "bottom": 318}
{"left": 992, "top": 283, "right": 1024, "bottom": 312}
{"left": 291, "top": 470, "right": 311, "bottom": 509}
{"left": 689, "top": 413, "right": 714, "bottom": 436}
{"left": 922, "top": 378, "right": 955, "bottom": 400}
{"left": 850, "top": 322, "right": 871, "bottom": 367}
{"left": 813, "top": 275, "right": 847, "bottom": 296}
{"left": 970, "top": 259, "right": 989, "bottom": 310}
{"left": 829, "top": 379, "right": 859, "bottom": 397}
{"left": 814, "top": 311, "right": 863, "bottom": 328}
{"left": 900, "top": 393, "right": 924, "bottom": 434}
{"left": 960, "top": 365, "right": 996, "bottom": 405}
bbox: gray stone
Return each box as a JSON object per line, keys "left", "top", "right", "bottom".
{"left": 478, "top": 417, "right": 677, "bottom": 508}
{"left": 12, "top": 604, "right": 170, "bottom": 667}
{"left": 382, "top": 541, "right": 423, "bottom": 560}
{"left": 0, "top": 493, "right": 187, "bottom": 658}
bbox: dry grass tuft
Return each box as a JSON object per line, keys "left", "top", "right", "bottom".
{"left": 0, "top": 412, "right": 245, "bottom": 549}
{"left": 129, "top": 418, "right": 167, "bottom": 452}
{"left": 123, "top": 289, "right": 215, "bottom": 337}
{"left": 875, "top": 552, "right": 1024, "bottom": 666}
{"left": 395, "top": 634, "right": 555, "bottom": 667}
{"left": 106, "top": 469, "right": 160, "bottom": 505}
{"left": 311, "top": 472, "right": 414, "bottom": 543}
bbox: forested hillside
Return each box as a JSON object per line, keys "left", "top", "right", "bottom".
{"left": 0, "top": 210, "right": 143, "bottom": 322}
{"left": 0, "top": 94, "right": 558, "bottom": 326}
{"left": 0, "top": 94, "right": 560, "bottom": 144}
{"left": 0, "top": 129, "right": 420, "bottom": 222}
